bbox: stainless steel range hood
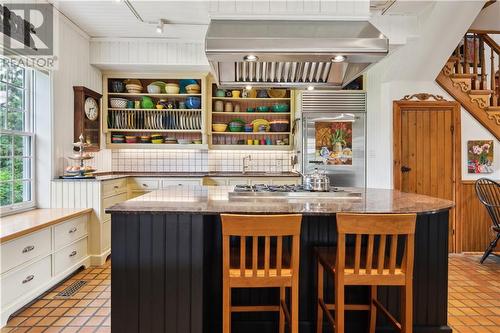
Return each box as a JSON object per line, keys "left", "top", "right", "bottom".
{"left": 205, "top": 20, "right": 389, "bottom": 89}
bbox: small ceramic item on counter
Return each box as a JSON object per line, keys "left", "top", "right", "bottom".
{"left": 127, "top": 100, "right": 134, "bottom": 109}
{"left": 214, "top": 100, "right": 224, "bottom": 112}
{"left": 231, "top": 90, "right": 241, "bottom": 98}
{"left": 234, "top": 104, "right": 241, "bottom": 112}
{"left": 178, "top": 101, "right": 186, "bottom": 109}
{"left": 253, "top": 139, "right": 259, "bottom": 145}
{"left": 247, "top": 139, "right": 253, "bottom": 145}
{"left": 134, "top": 100, "right": 141, "bottom": 109}
{"left": 237, "top": 139, "right": 245, "bottom": 145}
{"left": 215, "top": 89, "right": 225, "bottom": 97}
{"left": 156, "top": 103, "right": 164, "bottom": 109}
{"left": 266, "top": 138, "right": 272, "bottom": 145}
{"left": 244, "top": 124, "right": 253, "bottom": 132}
{"left": 149, "top": 81, "right": 166, "bottom": 93}
{"left": 276, "top": 139, "right": 283, "bottom": 145}
{"left": 260, "top": 139, "right": 266, "bottom": 145}
{"left": 166, "top": 100, "right": 176, "bottom": 109}
{"left": 110, "top": 80, "right": 125, "bottom": 93}
{"left": 257, "top": 90, "right": 268, "bottom": 98}
{"left": 185, "top": 96, "right": 201, "bottom": 109}
{"left": 225, "top": 90, "right": 233, "bottom": 97}
{"left": 224, "top": 102, "right": 233, "bottom": 112}
{"left": 147, "top": 84, "right": 161, "bottom": 94}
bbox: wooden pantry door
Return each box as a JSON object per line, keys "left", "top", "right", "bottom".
{"left": 393, "top": 94, "right": 461, "bottom": 252}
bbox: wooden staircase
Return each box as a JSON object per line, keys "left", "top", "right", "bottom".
{"left": 436, "top": 32, "right": 500, "bottom": 140}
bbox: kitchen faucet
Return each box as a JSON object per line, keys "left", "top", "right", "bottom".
{"left": 242, "top": 155, "right": 252, "bottom": 174}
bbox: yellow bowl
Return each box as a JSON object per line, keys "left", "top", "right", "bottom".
{"left": 156, "top": 104, "right": 164, "bottom": 109}
{"left": 151, "top": 139, "right": 164, "bottom": 144}
{"left": 212, "top": 123, "right": 228, "bottom": 132}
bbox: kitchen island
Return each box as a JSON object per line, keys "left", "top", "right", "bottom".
{"left": 107, "top": 185, "right": 454, "bottom": 333}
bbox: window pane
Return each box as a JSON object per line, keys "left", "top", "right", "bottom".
{"left": 0, "top": 83, "right": 5, "bottom": 108}
{"left": 0, "top": 134, "right": 12, "bottom": 156}
{"left": 0, "top": 107, "right": 6, "bottom": 129}
{"left": 13, "top": 157, "right": 31, "bottom": 179}
{"left": 0, "top": 63, "right": 7, "bottom": 82}
{"left": 9, "top": 66, "right": 25, "bottom": 88}
{"left": 7, "top": 86, "right": 24, "bottom": 111}
{"left": 0, "top": 181, "right": 13, "bottom": 206}
{"left": 0, "top": 158, "right": 13, "bottom": 181}
{"left": 7, "top": 112, "right": 25, "bottom": 131}
{"left": 13, "top": 179, "right": 31, "bottom": 203}
{"left": 13, "top": 135, "right": 31, "bottom": 156}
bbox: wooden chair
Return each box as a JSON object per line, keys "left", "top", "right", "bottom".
{"left": 221, "top": 214, "right": 302, "bottom": 333}
{"left": 475, "top": 178, "right": 500, "bottom": 263}
{"left": 315, "top": 213, "right": 416, "bottom": 333}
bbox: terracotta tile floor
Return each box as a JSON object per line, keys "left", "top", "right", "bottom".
{"left": 448, "top": 254, "right": 500, "bottom": 333}
{"left": 2, "top": 255, "right": 499, "bottom": 332}
{"left": 1, "top": 260, "right": 110, "bottom": 333}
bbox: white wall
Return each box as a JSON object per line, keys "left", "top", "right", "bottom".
{"left": 51, "top": 13, "right": 106, "bottom": 176}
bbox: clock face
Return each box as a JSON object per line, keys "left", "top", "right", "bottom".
{"left": 84, "top": 97, "right": 99, "bottom": 121}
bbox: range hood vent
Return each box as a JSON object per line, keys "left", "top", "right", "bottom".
{"left": 205, "top": 20, "right": 389, "bottom": 89}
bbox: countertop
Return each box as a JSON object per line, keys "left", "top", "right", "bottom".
{"left": 1, "top": 208, "right": 93, "bottom": 243}
{"left": 54, "top": 171, "right": 301, "bottom": 181}
{"left": 106, "top": 185, "right": 454, "bottom": 215}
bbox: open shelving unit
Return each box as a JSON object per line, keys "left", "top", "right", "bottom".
{"left": 208, "top": 78, "right": 295, "bottom": 150}
{"left": 102, "top": 73, "right": 208, "bottom": 149}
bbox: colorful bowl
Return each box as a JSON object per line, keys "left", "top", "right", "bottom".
{"left": 165, "top": 83, "right": 180, "bottom": 94}
{"left": 110, "top": 98, "right": 128, "bottom": 108}
{"left": 185, "top": 96, "right": 201, "bottom": 109}
{"left": 271, "top": 103, "right": 289, "bottom": 112}
{"left": 212, "top": 124, "right": 228, "bottom": 132}
{"left": 256, "top": 106, "right": 270, "bottom": 112}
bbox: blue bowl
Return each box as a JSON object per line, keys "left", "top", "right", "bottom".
{"left": 185, "top": 96, "right": 201, "bottom": 109}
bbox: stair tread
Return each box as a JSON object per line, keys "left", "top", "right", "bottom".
{"left": 450, "top": 73, "right": 478, "bottom": 78}
{"left": 469, "top": 90, "right": 494, "bottom": 95}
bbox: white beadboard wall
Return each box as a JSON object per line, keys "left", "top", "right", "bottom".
{"left": 52, "top": 14, "right": 106, "bottom": 176}
{"left": 50, "top": 180, "right": 101, "bottom": 211}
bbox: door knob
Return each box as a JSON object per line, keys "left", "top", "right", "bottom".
{"left": 401, "top": 166, "right": 412, "bottom": 173}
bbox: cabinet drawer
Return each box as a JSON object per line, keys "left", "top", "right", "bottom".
{"left": 1, "top": 229, "right": 51, "bottom": 274}
{"left": 54, "top": 238, "right": 88, "bottom": 276}
{"left": 54, "top": 215, "right": 88, "bottom": 251}
{"left": 1, "top": 255, "right": 52, "bottom": 308}
{"left": 102, "top": 178, "right": 128, "bottom": 198}
{"left": 128, "top": 178, "right": 159, "bottom": 191}
{"left": 162, "top": 178, "right": 202, "bottom": 187}
{"left": 102, "top": 193, "right": 128, "bottom": 222}
{"left": 102, "top": 220, "right": 111, "bottom": 252}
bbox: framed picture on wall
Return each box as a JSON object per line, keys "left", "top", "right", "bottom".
{"left": 467, "top": 140, "right": 494, "bottom": 173}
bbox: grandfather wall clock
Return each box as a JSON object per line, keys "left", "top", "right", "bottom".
{"left": 73, "top": 86, "right": 102, "bottom": 152}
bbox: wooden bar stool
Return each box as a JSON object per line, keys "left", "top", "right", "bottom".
{"left": 221, "top": 214, "right": 302, "bottom": 333}
{"left": 315, "top": 213, "right": 416, "bottom": 333}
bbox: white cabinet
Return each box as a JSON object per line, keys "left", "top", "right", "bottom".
{"left": 0, "top": 211, "right": 90, "bottom": 327}
{"left": 161, "top": 178, "right": 203, "bottom": 187}
{"left": 0, "top": 229, "right": 51, "bottom": 274}
{"left": 203, "top": 177, "right": 300, "bottom": 186}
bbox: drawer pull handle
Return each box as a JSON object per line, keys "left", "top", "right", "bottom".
{"left": 69, "top": 250, "right": 78, "bottom": 257}
{"left": 22, "top": 275, "right": 34, "bottom": 284}
{"left": 68, "top": 227, "right": 78, "bottom": 234}
{"left": 142, "top": 184, "right": 148, "bottom": 187}
{"left": 22, "top": 245, "right": 35, "bottom": 253}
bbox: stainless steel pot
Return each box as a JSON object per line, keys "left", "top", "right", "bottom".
{"left": 302, "top": 168, "right": 330, "bottom": 192}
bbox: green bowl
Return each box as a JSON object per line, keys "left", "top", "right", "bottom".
{"left": 256, "top": 106, "right": 270, "bottom": 112}
{"left": 271, "top": 103, "right": 289, "bottom": 112}
{"left": 228, "top": 125, "right": 243, "bottom": 132}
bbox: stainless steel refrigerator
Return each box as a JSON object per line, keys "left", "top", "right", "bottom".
{"left": 301, "top": 91, "right": 366, "bottom": 188}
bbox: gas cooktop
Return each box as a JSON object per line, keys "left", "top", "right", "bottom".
{"left": 229, "top": 184, "right": 362, "bottom": 199}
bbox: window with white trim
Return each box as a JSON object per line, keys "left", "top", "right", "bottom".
{"left": 0, "top": 59, "right": 35, "bottom": 215}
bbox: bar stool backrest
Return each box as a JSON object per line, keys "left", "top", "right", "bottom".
{"left": 336, "top": 213, "right": 416, "bottom": 283}
{"left": 475, "top": 178, "right": 500, "bottom": 229}
{"left": 221, "top": 214, "right": 302, "bottom": 281}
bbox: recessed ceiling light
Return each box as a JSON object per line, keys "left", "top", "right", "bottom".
{"left": 307, "top": 86, "right": 315, "bottom": 91}
{"left": 243, "top": 55, "right": 258, "bottom": 62}
{"left": 331, "top": 55, "right": 346, "bottom": 63}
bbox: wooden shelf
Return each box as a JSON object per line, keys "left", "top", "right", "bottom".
{"left": 211, "top": 97, "right": 290, "bottom": 101}
{"left": 211, "top": 145, "right": 292, "bottom": 151}
{"left": 211, "top": 132, "right": 291, "bottom": 135}
{"left": 108, "top": 129, "right": 202, "bottom": 133}
{"left": 108, "top": 108, "right": 202, "bottom": 112}
{"left": 212, "top": 112, "right": 290, "bottom": 115}
{"left": 108, "top": 93, "right": 201, "bottom": 97}
{"left": 107, "top": 143, "right": 208, "bottom": 150}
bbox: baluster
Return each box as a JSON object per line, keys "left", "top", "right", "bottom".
{"left": 480, "top": 36, "right": 487, "bottom": 89}
{"left": 491, "top": 48, "right": 497, "bottom": 106}
{"left": 240, "top": 236, "right": 246, "bottom": 277}
{"left": 474, "top": 34, "right": 479, "bottom": 89}
{"left": 464, "top": 33, "right": 469, "bottom": 74}
{"left": 455, "top": 45, "right": 462, "bottom": 74}
{"left": 252, "top": 236, "right": 258, "bottom": 277}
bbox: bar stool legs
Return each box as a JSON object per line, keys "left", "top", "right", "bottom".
{"left": 369, "top": 286, "right": 377, "bottom": 333}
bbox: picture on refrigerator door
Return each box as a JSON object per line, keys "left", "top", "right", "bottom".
{"left": 467, "top": 140, "right": 494, "bottom": 174}
{"left": 315, "top": 121, "right": 353, "bottom": 165}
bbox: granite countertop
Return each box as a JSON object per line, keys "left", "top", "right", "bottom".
{"left": 54, "top": 171, "right": 301, "bottom": 181}
{"left": 106, "top": 185, "right": 454, "bottom": 215}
